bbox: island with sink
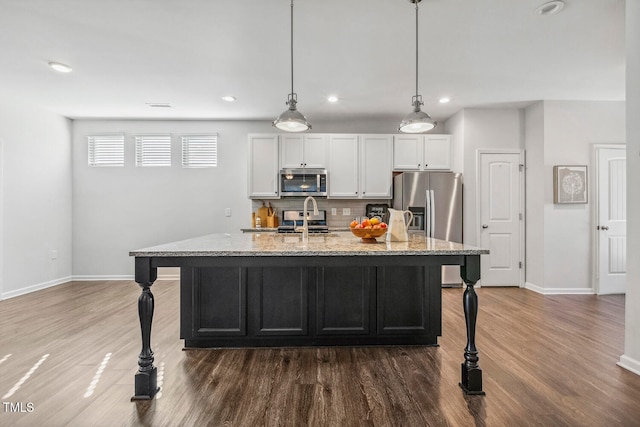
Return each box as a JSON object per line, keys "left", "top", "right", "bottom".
{"left": 129, "top": 231, "right": 489, "bottom": 399}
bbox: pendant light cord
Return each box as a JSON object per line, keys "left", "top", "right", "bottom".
{"left": 290, "top": 0, "right": 294, "bottom": 97}
{"left": 415, "top": 0, "right": 419, "bottom": 100}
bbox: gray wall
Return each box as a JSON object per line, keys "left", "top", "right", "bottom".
{"left": 0, "top": 101, "right": 72, "bottom": 298}
{"left": 72, "top": 120, "right": 272, "bottom": 278}
{"left": 621, "top": 0, "right": 640, "bottom": 375}
{"left": 522, "top": 100, "right": 625, "bottom": 293}
{"left": 524, "top": 102, "right": 545, "bottom": 289}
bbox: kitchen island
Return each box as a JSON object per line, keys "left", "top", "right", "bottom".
{"left": 129, "top": 232, "right": 488, "bottom": 399}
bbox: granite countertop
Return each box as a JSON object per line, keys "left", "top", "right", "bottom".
{"left": 130, "top": 232, "right": 488, "bottom": 257}
{"left": 240, "top": 227, "right": 351, "bottom": 233}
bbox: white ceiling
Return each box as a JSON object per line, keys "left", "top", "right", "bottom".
{"left": 0, "top": 0, "right": 625, "bottom": 123}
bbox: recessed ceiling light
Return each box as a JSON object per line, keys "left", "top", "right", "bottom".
{"left": 48, "top": 61, "right": 72, "bottom": 73}
{"left": 145, "top": 103, "right": 172, "bottom": 108}
{"left": 439, "top": 97, "right": 451, "bottom": 104}
{"left": 536, "top": 1, "right": 565, "bottom": 15}
{"left": 327, "top": 95, "right": 339, "bottom": 103}
{"left": 222, "top": 96, "right": 236, "bottom": 102}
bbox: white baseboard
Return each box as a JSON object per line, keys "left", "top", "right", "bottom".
{"left": 1, "top": 276, "right": 73, "bottom": 300}
{"left": 73, "top": 275, "right": 134, "bottom": 281}
{"left": 73, "top": 274, "right": 179, "bottom": 281}
{"left": 1, "top": 273, "right": 180, "bottom": 300}
{"left": 524, "top": 282, "right": 594, "bottom": 295}
{"left": 618, "top": 354, "right": 640, "bottom": 376}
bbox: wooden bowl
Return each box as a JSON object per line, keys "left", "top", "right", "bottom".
{"left": 350, "top": 227, "right": 387, "bottom": 242}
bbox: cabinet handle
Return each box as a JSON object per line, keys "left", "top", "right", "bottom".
{"left": 418, "top": 164, "right": 421, "bottom": 167}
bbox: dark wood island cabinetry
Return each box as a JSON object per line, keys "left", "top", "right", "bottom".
{"left": 130, "top": 232, "right": 488, "bottom": 400}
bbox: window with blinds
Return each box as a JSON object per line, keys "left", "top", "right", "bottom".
{"left": 135, "top": 134, "right": 172, "bottom": 167}
{"left": 181, "top": 134, "right": 218, "bottom": 168}
{"left": 88, "top": 134, "right": 125, "bottom": 166}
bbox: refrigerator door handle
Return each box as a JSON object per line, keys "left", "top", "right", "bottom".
{"left": 426, "top": 190, "right": 435, "bottom": 238}
{"left": 429, "top": 190, "right": 435, "bottom": 238}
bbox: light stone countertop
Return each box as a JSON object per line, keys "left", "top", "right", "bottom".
{"left": 240, "top": 227, "right": 351, "bottom": 233}
{"left": 130, "top": 232, "right": 488, "bottom": 257}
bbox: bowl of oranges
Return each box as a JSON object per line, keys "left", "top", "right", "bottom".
{"left": 350, "top": 216, "right": 388, "bottom": 242}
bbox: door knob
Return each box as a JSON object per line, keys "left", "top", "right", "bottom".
{"left": 482, "top": 224, "right": 489, "bottom": 229}
{"left": 601, "top": 226, "right": 609, "bottom": 230}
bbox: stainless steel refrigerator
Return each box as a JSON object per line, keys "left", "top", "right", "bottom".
{"left": 393, "top": 171, "right": 463, "bottom": 286}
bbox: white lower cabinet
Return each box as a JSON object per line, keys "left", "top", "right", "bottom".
{"left": 328, "top": 134, "right": 393, "bottom": 199}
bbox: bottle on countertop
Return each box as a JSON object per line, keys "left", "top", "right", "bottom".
{"left": 255, "top": 215, "right": 261, "bottom": 228}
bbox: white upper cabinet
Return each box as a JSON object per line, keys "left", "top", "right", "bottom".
{"left": 393, "top": 135, "right": 423, "bottom": 170}
{"left": 393, "top": 134, "right": 451, "bottom": 170}
{"left": 423, "top": 135, "right": 452, "bottom": 170}
{"left": 248, "top": 134, "right": 280, "bottom": 199}
{"left": 328, "top": 134, "right": 393, "bottom": 199}
{"left": 360, "top": 135, "right": 393, "bottom": 199}
{"left": 328, "top": 135, "right": 359, "bottom": 198}
{"left": 280, "top": 134, "right": 328, "bottom": 169}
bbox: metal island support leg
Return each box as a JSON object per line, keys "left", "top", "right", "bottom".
{"left": 459, "top": 255, "right": 485, "bottom": 395}
{"left": 132, "top": 257, "right": 159, "bottom": 401}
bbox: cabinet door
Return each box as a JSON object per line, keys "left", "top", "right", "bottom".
{"left": 328, "top": 135, "right": 359, "bottom": 198}
{"left": 252, "top": 267, "right": 308, "bottom": 336}
{"left": 360, "top": 135, "right": 393, "bottom": 199}
{"left": 393, "top": 135, "right": 423, "bottom": 170}
{"left": 303, "top": 134, "right": 328, "bottom": 168}
{"left": 280, "top": 135, "right": 304, "bottom": 168}
{"left": 316, "top": 266, "right": 372, "bottom": 335}
{"left": 248, "top": 134, "right": 280, "bottom": 199}
{"left": 424, "top": 135, "right": 451, "bottom": 170}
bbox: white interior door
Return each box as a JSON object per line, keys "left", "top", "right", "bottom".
{"left": 478, "top": 151, "right": 523, "bottom": 287}
{"left": 596, "top": 146, "right": 626, "bottom": 295}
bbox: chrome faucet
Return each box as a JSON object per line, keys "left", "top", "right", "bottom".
{"left": 298, "top": 196, "right": 319, "bottom": 242}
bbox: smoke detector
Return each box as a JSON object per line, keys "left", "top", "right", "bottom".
{"left": 536, "top": 1, "right": 565, "bottom": 15}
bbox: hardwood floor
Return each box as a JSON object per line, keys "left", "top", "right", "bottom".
{"left": 1, "top": 280, "right": 639, "bottom": 426}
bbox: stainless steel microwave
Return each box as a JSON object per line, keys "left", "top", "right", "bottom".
{"left": 279, "top": 168, "right": 328, "bottom": 197}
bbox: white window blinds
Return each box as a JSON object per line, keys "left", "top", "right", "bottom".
{"left": 88, "top": 134, "right": 125, "bottom": 166}
{"left": 135, "top": 134, "right": 172, "bottom": 167}
{"left": 181, "top": 134, "right": 218, "bottom": 168}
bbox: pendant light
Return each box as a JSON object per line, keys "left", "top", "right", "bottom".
{"left": 273, "top": 0, "right": 311, "bottom": 132}
{"left": 398, "top": 0, "right": 436, "bottom": 133}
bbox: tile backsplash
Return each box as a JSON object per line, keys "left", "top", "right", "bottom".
{"left": 251, "top": 198, "right": 391, "bottom": 228}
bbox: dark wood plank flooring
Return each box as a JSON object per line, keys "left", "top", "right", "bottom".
{"left": 0, "top": 280, "right": 639, "bottom": 426}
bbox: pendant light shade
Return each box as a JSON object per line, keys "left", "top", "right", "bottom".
{"left": 398, "top": 0, "right": 436, "bottom": 133}
{"left": 399, "top": 96, "right": 436, "bottom": 133}
{"left": 273, "top": 94, "right": 311, "bottom": 132}
{"left": 273, "top": 0, "right": 311, "bottom": 132}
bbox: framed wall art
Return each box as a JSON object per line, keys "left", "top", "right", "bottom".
{"left": 553, "top": 165, "right": 587, "bottom": 204}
